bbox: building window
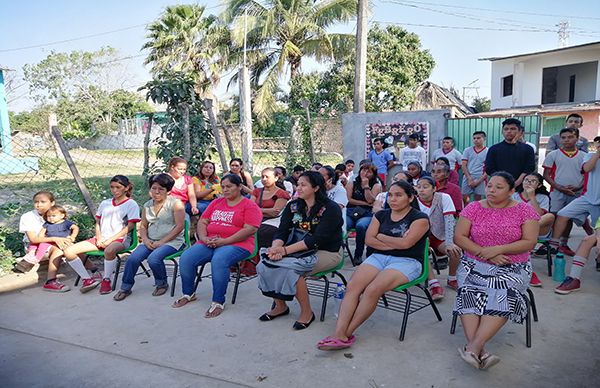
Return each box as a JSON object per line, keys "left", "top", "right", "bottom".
{"left": 569, "top": 75, "right": 576, "bottom": 102}
{"left": 502, "top": 75, "right": 513, "bottom": 97}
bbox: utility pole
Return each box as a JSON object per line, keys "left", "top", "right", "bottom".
{"left": 353, "top": 0, "right": 368, "bottom": 113}
{"left": 239, "top": 8, "right": 253, "bottom": 173}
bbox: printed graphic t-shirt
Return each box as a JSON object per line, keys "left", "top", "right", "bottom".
{"left": 200, "top": 197, "right": 262, "bottom": 253}
{"left": 372, "top": 208, "right": 429, "bottom": 263}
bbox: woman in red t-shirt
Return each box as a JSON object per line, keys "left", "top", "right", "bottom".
{"left": 167, "top": 157, "right": 198, "bottom": 215}
{"left": 172, "top": 174, "right": 262, "bottom": 318}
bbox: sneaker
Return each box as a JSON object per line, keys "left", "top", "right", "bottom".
{"left": 91, "top": 271, "right": 103, "bottom": 281}
{"left": 548, "top": 246, "right": 558, "bottom": 255}
{"left": 15, "top": 260, "right": 35, "bottom": 273}
{"left": 42, "top": 279, "right": 71, "bottom": 293}
{"left": 529, "top": 272, "right": 542, "bottom": 287}
{"left": 555, "top": 276, "right": 581, "bottom": 294}
{"left": 558, "top": 245, "right": 576, "bottom": 257}
{"left": 446, "top": 279, "right": 458, "bottom": 290}
{"left": 533, "top": 245, "right": 549, "bottom": 257}
{"left": 80, "top": 278, "right": 101, "bottom": 293}
{"left": 434, "top": 257, "right": 449, "bottom": 270}
{"left": 99, "top": 279, "right": 112, "bottom": 294}
{"left": 429, "top": 285, "right": 444, "bottom": 301}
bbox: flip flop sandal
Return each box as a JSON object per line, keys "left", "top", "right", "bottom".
{"left": 205, "top": 302, "right": 225, "bottom": 318}
{"left": 113, "top": 290, "right": 132, "bottom": 301}
{"left": 152, "top": 285, "right": 169, "bottom": 296}
{"left": 172, "top": 294, "right": 197, "bottom": 308}
{"left": 458, "top": 347, "right": 481, "bottom": 369}
{"left": 317, "top": 336, "right": 356, "bottom": 351}
{"left": 479, "top": 352, "right": 501, "bottom": 370}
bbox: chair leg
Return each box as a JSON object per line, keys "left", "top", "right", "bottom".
{"left": 170, "top": 259, "right": 178, "bottom": 297}
{"left": 430, "top": 248, "right": 440, "bottom": 275}
{"left": 527, "top": 288, "right": 538, "bottom": 322}
{"left": 231, "top": 264, "right": 241, "bottom": 305}
{"left": 381, "top": 294, "right": 389, "bottom": 308}
{"left": 320, "top": 275, "right": 330, "bottom": 322}
{"left": 194, "top": 264, "right": 205, "bottom": 293}
{"left": 398, "top": 290, "right": 412, "bottom": 341}
{"left": 450, "top": 314, "right": 457, "bottom": 334}
{"left": 141, "top": 263, "right": 151, "bottom": 277}
{"left": 336, "top": 272, "right": 347, "bottom": 287}
{"left": 112, "top": 257, "right": 121, "bottom": 291}
{"left": 545, "top": 242, "right": 552, "bottom": 277}
{"left": 524, "top": 295, "right": 532, "bottom": 348}
{"left": 420, "top": 284, "right": 442, "bottom": 322}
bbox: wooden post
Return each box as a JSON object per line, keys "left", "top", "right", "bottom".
{"left": 204, "top": 99, "right": 228, "bottom": 173}
{"left": 218, "top": 114, "right": 236, "bottom": 158}
{"left": 353, "top": 0, "right": 368, "bottom": 113}
{"left": 51, "top": 126, "right": 96, "bottom": 217}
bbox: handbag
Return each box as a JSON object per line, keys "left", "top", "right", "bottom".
{"left": 284, "top": 228, "right": 317, "bottom": 258}
{"left": 349, "top": 206, "right": 369, "bottom": 221}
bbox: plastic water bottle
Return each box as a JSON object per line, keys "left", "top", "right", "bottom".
{"left": 333, "top": 283, "right": 346, "bottom": 318}
{"left": 553, "top": 253, "right": 566, "bottom": 283}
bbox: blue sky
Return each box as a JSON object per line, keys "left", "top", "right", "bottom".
{"left": 2, "top": 0, "right": 600, "bottom": 112}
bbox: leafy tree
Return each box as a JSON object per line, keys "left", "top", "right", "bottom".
{"left": 9, "top": 106, "right": 52, "bottom": 133}
{"left": 143, "top": 4, "right": 231, "bottom": 97}
{"left": 473, "top": 96, "right": 491, "bottom": 113}
{"left": 224, "top": 0, "right": 356, "bottom": 121}
{"left": 141, "top": 72, "right": 212, "bottom": 175}
{"left": 292, "top": 24, "right": 435, "bottom": 113}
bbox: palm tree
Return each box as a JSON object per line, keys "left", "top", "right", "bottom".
{"left": 224, "top": 0, "right": 356, "bottom": 120}
{"left": 142, "top": 4, "right": 231, "bottom": 96}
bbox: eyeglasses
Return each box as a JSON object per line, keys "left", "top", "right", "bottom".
{"left": 523, "top": 179, "right": 539, "bottom": 184}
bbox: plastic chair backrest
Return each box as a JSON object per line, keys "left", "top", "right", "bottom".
{"left": 393, "top": 238, "right": 430, "bottom": 291}
{"left": 124, "top": 223, "right": 139, "bottom": 252}
{"left": 182, "top": 220, "right": 191, "bottom": 248}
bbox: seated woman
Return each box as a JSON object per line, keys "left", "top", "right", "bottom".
{"left": 257, "top": 171, "right": 343, "bottom": 330}
{"left": 248, "top": 167, "right": 291, "bottom": 274}
{"left": 511, "top": 172, "right": 555, "bottom": 287}
{"left": 454, "top": 172, "right": 539, "bottom": 370}
{"left": 114, "top": 173, "right": 185, "bottom": 301}
{"left": 373, "top": 171, "right": 410, "bottom": 213}
{"left": 167, "top": 157, "right": 199, "bottom": 216}
{"left": 415, "top": 176, "right": 462, "bottom": 301}
{"left": 346, "top": 163, "right": 382, "bottom": 264}
{"left": 317, "top": 181, "right": 429, "bottom": 350}
{"left": 63, "top": 175, "right": 140, "bottom": 294}
{"left": 173, "top": 174, "right": 262, "bottom": 318}
{"left": 227, "top": 158, "right": 254, "bottom": 197}
{"left": 405, "top": 161, "right": 431, "bottom": 186}
{"left": 192, "top": 161, "right": 221, "bottom": 214}
{"left": 435, "top": 157, "right": 460, "bottom": 186}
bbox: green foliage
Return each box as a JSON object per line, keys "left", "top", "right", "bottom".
{"left": 142, "top": 73, "right": 212, "bottom": 176}
{"left": 0, "top": 226, "right": 21, "bottom": 274}
{"left": 291, "top": 24, "right": 435, "bottom": 113}
{"left": 69, "top": 213, "right": 96, "bottom": 240}
{"left": 473, "top": 97, "right": 491, "bottom": 113}
{"left": 225, "top": 0, "right": 356, "bottom": 121}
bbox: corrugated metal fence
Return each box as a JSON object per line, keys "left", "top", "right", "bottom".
{"left": 447, "top": 116, "right": 541, "bottom": 152}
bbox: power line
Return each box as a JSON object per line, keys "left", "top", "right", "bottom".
{"left": 373, "top": 20, "right": 558, "bottom": 33}
{"left": 382, "top": 0, "right": 600, "bottom": 21}
{"left": 0, "top": 3, "right": 227, "bottom": 53}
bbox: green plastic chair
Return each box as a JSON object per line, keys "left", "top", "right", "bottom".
{"left": 163, "top": 220, "right": 191, "bottom": 297}
{"left": 194, "top": 231, "right": 259, "bottom": 305}
{"left": 75, "top": 223, "right": 145, "bottom": 291}
{"left": 536, "top": 239, "right": 553, "bottom": 276}
{"left": 384, "top": 239, "right": 443, "bottom": 341}
{"left": 310, "top": 254, "right": 347, "bottom": 322}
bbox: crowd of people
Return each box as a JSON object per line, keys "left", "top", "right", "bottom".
{"left": 14, "top": 114, "right": 600, "bottom": 370}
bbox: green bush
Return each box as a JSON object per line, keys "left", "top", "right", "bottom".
{"left": 0, "top": 226, "right": 24, "bottom": 274}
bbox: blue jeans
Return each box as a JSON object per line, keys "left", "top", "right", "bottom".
{"left": 185, "top": 200, "right": 212, "bottom": 215}
{"left": 346, "top": 208, "right": 373, "bottom": 259}
{"left": 120, "top": 243, "right": 180, "bottom": 292}
{"left": 179, "top": 243, "right": 250, "bottom": 304}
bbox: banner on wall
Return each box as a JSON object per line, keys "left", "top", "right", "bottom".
{"left": 365, "top": 121, "right": 430, "bottom": 161}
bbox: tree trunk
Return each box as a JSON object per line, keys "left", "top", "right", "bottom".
{"left": 218, "top": 114, "right": 236, "bottom": 158}
{"left": 354, "top": 0, "right": 368, "bottom": 113}
{"left": 143, "top": 113, "right": 154, "bottom": 177}
{"left": 203, "top": 98, "right": 228, "bottom": 173}
{"left": 180, "top": 103, "right": 191, "bottom": 160}
{"left": 239, "top": 66, "right": 253, "bottom": 173}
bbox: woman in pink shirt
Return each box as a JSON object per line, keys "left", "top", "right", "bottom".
{"left": 167, "top": 157, "right": 199, "bottom": 216}
{"left": 172, "top": 174, "right": 262, "bottom": 318}
{"left": 454, "top": 172, "right": 539, "bottom": 370}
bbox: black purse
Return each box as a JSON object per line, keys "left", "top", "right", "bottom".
{"left": 284, "top": 228, "right": 317, "bottom": 258}
{"left": 349, "top": 206, "right": 369, "bottom": 221}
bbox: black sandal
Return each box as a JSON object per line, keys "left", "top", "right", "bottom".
{"left": 259, "top": 307, "right": 290, "bottom": 321}
{"left": 113, "top": 290, "right": 131, "bottom": 301}
{"left": 292, "top": 313, "right": 315, "bottom": 330}
{"left": 152, "top": 285, "right": 169, "bottom": 296}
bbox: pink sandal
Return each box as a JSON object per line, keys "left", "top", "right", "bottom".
{"left": 317, "top": 335, "right": 356, "bottom": 350}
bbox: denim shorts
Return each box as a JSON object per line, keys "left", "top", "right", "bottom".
{"left": 362, "top": 253, "right": 423, "bottom": 281}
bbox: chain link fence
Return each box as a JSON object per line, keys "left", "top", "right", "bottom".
{"left": 0, "top": 114, "right": 343, "bottom": 272}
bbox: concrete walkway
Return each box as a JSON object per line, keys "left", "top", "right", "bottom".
{"left": 1, "top": 230, "right": 598, "bottom": 388}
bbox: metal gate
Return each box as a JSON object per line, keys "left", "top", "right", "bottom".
{"left": 447, "top": 116, "right": 541, "bottom": 152}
